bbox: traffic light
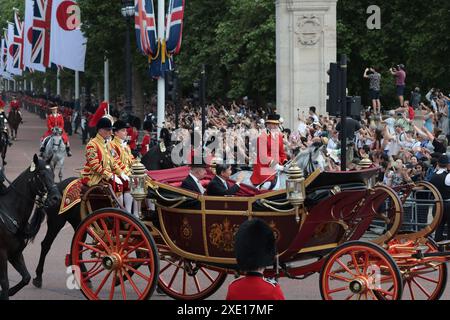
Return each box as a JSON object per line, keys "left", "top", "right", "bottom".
{"left": 326, "top": 63, "right": 339, "bottom": 116}
{"left": 193, "top": 80, "right": 200, "bottom": 106}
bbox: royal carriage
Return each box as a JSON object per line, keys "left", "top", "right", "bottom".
{"left": 65, "top": 160, "right": 448, "bottom": 300}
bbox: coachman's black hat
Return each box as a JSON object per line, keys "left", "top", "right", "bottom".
{"left": 113, "top": 120, "right": 130, "bottom": 132}
{"left": 235, "top": 218, "right": 276, "bottom": 271}
{"left": 97, "top": 117, "right": 113, "bottom": 130}
{"left": 266, "top": 114, "right": 281, "bottom": 125}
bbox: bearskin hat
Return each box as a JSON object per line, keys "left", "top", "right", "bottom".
{"left": 235, "top": 218, "right": 276, "bottom": 272}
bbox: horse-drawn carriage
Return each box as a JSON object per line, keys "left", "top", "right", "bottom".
{"left": 65, "top": 161, "right": 448, "bottom": 300}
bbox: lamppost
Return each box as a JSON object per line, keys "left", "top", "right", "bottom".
{"left": 121, "top": 0, "right": 134, "bottom": 116}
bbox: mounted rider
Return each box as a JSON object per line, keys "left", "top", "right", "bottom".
{"left": 40, "top": 105, "right": 72, "bottom": 157}
{"left": 0, "top": 99, "right": 12, "bottom": 147}
{"left": 250, "top": 114, "right": 288, "bottom": 189}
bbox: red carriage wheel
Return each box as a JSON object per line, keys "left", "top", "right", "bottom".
{"left": 320, "top": 241, "right": 403, "bottom": 300}
{"left": 157, "top": 245, "right": 227, "bottom": 300}
{"left": 70, "top": 209, "right": 159, "bottom": 300}
{"left": 390, "top": 237, "right": 447, "bottom": 300}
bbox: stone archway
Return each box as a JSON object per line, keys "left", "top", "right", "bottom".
{"left": 276, "top": 0, "right": 337, "bottom": 129}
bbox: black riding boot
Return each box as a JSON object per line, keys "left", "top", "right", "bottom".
{"left": 66, "top": 146, "right": 72, "bottom": 157}
{"left": 39, "top": 146, "right": 45, "bottom": 158}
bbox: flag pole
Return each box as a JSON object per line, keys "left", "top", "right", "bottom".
{"left": 57, "top": 69, "right": 61, "bottom": 96}
{"left": 104, "top": 57, "right": 109, "bottom": 102}
{"left": 157, "top": 0, "right": 165, "bottom": 135}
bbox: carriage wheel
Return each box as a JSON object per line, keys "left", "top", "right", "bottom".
{"left": 320, "top": 241, "right": 403, "bottom": 300}
{"left": 157, "top": 244, "right": 227, "bottom": 300}
{"left": 390, "top": 237, "right": 447, "bottom": 300}
{"left": 70, "top": 208, "right": 159, "bottom": 300}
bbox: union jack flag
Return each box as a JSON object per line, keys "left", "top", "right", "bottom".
{"left": 165, "top": 0, "right": 185, "bottom": 55}
{"left": 135, "top": 0, "right": 157, "bottom": 57}
{"left": 31, "top": 0, "right": 52, "bottom": 68}
{"left": 13, "top": 10, "right": 25, "bottom": 71}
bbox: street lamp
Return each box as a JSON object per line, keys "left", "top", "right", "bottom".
{"left": 121, "top": 0, "right": 134, "bottom": 117}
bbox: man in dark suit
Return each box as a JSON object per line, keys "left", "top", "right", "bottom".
{"left": 181, "top": 164, "right": 208, "bottom": 194}
{"left": 207, "top": 164, "right": 245, "bottom": 196}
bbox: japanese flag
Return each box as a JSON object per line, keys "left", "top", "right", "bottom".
{"left": 50, "top": 0, "right": 86, "bottom": 72}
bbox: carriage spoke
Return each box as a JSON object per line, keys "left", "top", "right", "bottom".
{"left": 367, "top": 290, "right": 378, "bottom": 300}
{"left": 345, "top": 293, "right": 355, "bottom": 300}
{"left": 94, "top": 270, "right": 113, "bottom": 296}
{"left": 414, "top": 274, "right": 439, "bottom": 284}
{"left": 123, "top": 264, "right": 151, "bottom": 282}
{"left": 119, "top": 269, "right": 127, "bottom": 300}
{"left": 123, "top": 258, "right": 152, "bottom": 265}
{"left": 87, "top": 227, "right": 112, "bottom": 255}
{"left": 182, "top": 267, "right": 187, "bottom": 295}
{"left": 328, "top": 286, "right": 347, "bottom": 294}
{"left": 336, "top": 258, "right": 357, "bottom": 276}
{"left": 328, "top": 272, "right": 352, "bottom": 282}
{"left": 351, "top": 252, "right": 361, "bottom": 275}
{"left": 411, "top": 278, "right": 432, "bottom": 298}
{"left": 114, "top": 217, "right": 121, "bottom": 252}
{"left": 193, "top": 275, "right": 202, "bottom": 293}
{"left": 119, "top": 225, "right": 136, "bottom": 255}
{"left": 123, "top": 241, "right": 146, "bottom": 258}
{"left": 79, "top": 259, "right": 103, "bottom": 264}
{"left": 84, "top": 267, "right": 106, "bottom": 281}
{"left": 200, "top": 267, "right": 215, "bottom": 283}
{"left": 407, "top": 281, "right": 415, "bottom": 300}
{"left": 123, "top": 268, "right": 143, "bottom": 297}
{"left": 99, "top": 218, "right": 114, "bottom": 249}
{"left": 167, "top": 261, "right": 182, "bottom": 288}
{"left": 78, "top": 241, "right": 107, "bottom": 257}
{"left": 109, "top": 271, "right": 117, "bottom": 300}
{"left": 372, "top": 288, "right": 394, "bottom": 298}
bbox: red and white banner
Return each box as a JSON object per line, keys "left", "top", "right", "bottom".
{"left": 6, "top": 22, "right": 22, "bottom": 76}
{"left": 50, "top": 0, "right": 86, "bottom": 71}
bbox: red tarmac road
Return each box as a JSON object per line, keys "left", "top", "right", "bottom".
{"left": 4, "top": 109, "right": 449, "bottom": 300}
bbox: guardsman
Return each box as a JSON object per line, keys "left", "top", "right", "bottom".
{"left": 127, "top": 123, "right": 139, "bottom": 155}
{"left": 429, "top": 154, "right": 450, "bottom": 242}
{"left": 140, "top": 120, "right": 153, "bottom": 157}
{"left": 80, "top": 117, "right": 127, "bottom": 190}
{"left": 110, "top": 120, "right": 137, "bottom": 216}
{"left": 250, "top": 114, "right": 288, "bottom": 189}
{"left": 226, "top": 218, "right": 285, "bottom": 300}
{"left": 40, "top": 105, "right": 72, "bottom": 157}
{"left": 0, "top": 99, "right": 12, "bottom": 148}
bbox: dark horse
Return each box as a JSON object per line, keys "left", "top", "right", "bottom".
{"left": 0, "top": 131, "right": 7, "bottom": 166}
{"left": 32, "top": 177, "right": 81, "bottom": 288}
{"left": 8, "top": 109, "right": 22, "bottom": 141}
{"left": 141, "top": 128, "right": 175, "bottom": 170}
{"left": 0, "top": 155, "right": 59, "bottom": 300}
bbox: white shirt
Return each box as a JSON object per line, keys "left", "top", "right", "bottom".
{"left": 189, "top": 173, "right": 205, "bottom": 194}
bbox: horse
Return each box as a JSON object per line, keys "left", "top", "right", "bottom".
{"left": 42, "top": 127, "right": 66, "bottom": 182}
{"left": 0, "top": 132, "right": 7, "bottom": 166}
{"left": 7, "top": 109, "right": 22, "bottom": 141}
{"left": 141, "top": 141, "right": 175, "bottom": 170}
{"left": 32, "top": 177, "right": 81, "bottom": 289}
{"left": 0, "top": 155, "right": 59, "bottom": 300}
{"left": 231, "top": 145, "right": 328, "bottom": 190}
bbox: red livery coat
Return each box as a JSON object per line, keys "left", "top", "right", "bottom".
{"left": 250, "top": 131, "right": 287, "bottom": 186}
{"left": 42, "top": 113, "right": 69, "bottom": 144}
{"left": 226, "top": 274, "right": 285, "bottom": 300}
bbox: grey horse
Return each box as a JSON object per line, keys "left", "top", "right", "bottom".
{"left": 231, "top": 145, "right": 327, "bottom": 191}
{"left": 42, "top": 127, "right": 66, "bottom": 182}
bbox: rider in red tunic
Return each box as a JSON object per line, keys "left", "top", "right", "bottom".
{"left": 250, "top": 114, "right": 287, "bottom": 189}
{"left": 40, "top": 105, "right": 72, "bottom": 157}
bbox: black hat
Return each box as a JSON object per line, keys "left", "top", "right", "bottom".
{"left": 97, "top": 117, "right": 113, "bottom": 130}
{"left": 438, "top": 154, "right": 449, "bottom": 166}
{"left": 113, "top": 120, "right": 130, "bottom": 132}
{"left": 266, "top": 114, "right": 281, "bottom": 125}
{"left": 235, "top": 219, "right": 276, "bottom": 271}
{"left": 143, "top": 120, "right": 153, "bottom": 132}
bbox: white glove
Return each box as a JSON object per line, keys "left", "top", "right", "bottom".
{"left": 113, "top": 175, "right": 123, "bottom": 185}
{"left": 120, "top": 172, "right": 130, "bottom": 182}
{"left": 274, "top": 164, "right": 284, "bottom": 172}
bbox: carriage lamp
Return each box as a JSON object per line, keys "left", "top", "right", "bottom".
{"left": 130, "top": 160, "right": 148, "bottom": 219}
{"left": 286, "top": 165, "right": 306, "bottom": 223}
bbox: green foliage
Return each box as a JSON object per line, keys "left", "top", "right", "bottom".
{"left": 1, "top": 0, "right": 449, "bottom": 108}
